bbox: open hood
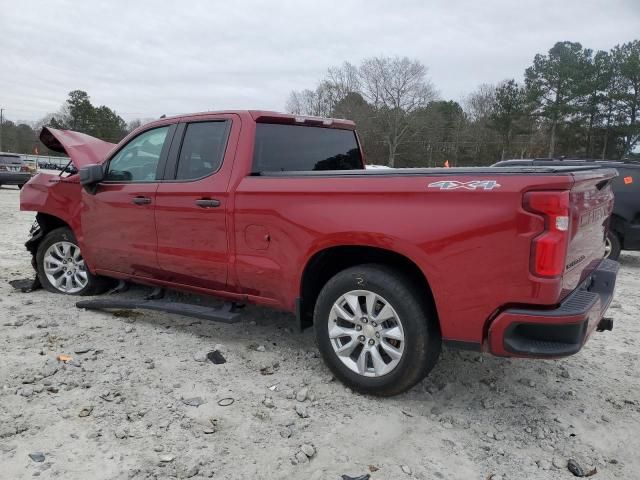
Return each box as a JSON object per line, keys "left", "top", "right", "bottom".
{"left": 39, "top": 127, "right": 117, "bottom": 169}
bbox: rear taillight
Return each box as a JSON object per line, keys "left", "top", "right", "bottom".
{"left": 524, "top": 190, "right": 570, "bottom": 278}
{"left": 0, "top": 165, "right": 6, "bottom": 171}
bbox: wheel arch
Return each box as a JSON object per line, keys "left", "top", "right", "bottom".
{"left": 297, "top": 245, "right": 438, "bottom": 331}
{"left": 609, "top": 213, "right": 626, "bottom": 240}
{"left": 26, "top": 213, "right": 73, "bottom": 255}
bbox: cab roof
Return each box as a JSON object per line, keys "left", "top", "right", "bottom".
{"left": 150, "top": 110, "right": 356, "bottom": 130}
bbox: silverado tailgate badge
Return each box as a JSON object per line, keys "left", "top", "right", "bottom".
{"left": 428, "top": 180, "right": 501, "bottom": 191}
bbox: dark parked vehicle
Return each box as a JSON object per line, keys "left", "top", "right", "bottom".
{"left": 37, "top": 160, "right": 58, "bottom": 170}
{"left": 0, "top": 153, "right": 33, "bottom": 188}
{"left": 493, "top": 158, "right": 640, "bottom": 260}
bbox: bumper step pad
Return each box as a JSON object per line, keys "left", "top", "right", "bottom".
{"left": 489, "top": 258, "right": 620, "bottom": 357}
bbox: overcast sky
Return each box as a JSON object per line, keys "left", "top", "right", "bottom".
{"left": 1, "top": 0, "right": 639, "bottom": 124}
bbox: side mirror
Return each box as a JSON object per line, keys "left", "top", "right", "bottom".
{"left": 79, "top": 164, "right": 105, "bottom": 194}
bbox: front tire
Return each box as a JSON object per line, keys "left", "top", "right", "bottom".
{"left": 36, "top": 227, "right": 109, "bottom": 295}
{"left": 313, "top": 264, "right": 441, "bottom": 396}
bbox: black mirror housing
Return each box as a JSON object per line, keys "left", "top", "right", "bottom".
{"left": 79, "top": 164, "right": 105, "bottom": 194}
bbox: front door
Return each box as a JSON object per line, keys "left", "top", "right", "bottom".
{"left": 154, "top": 115, "right": 238, "bottom": 291}
{"left": 80, "top": 124, "right": 175, "bottom": 276}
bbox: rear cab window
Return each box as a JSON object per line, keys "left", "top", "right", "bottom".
{"left": 252, "top": 123, "right": 363, "bottom": 173}
{"left": 173, "top": 121, "right": 230, "bottom": 181}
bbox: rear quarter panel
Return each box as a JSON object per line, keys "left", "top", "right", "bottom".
{"left": 233, "top": 173, "right": 576, "bottom": 344}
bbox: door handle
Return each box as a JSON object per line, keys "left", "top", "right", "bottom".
{"left": 132, "top": 196, "right": 152, "bottom": 205}
{"left": 195, "top": 198, "right": 221, "bottom": 208}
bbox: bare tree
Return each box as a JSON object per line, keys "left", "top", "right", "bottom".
{"left": 463, "top": 83, "right": 497, "bottom": 160}
{"left": 358, "top": 56, "right": 437, "bottom": 166}
{"left": 464, "top": 83, "right": 496, "bottom": 122}
{"left": 326, "top": 62, "right": 360, "bottom": 100}
{"left": 287, "top": 63, "right": 360, "bottom": 117}
{"left": 286, "top": 85, "right": 334, "bottom": 117}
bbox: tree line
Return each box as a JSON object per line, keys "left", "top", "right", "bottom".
{"left": 2, "top": 40, "right": 638, "bottom": 166}
{"left": 287, "top": 40, "right": 640, "bottom": 166}
{"left": 0, "top": 90, "right": 135, "bottom": 156}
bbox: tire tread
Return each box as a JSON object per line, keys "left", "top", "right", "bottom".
{"left": 313, "top": 263, "right": 441, "bottom": 396}
{"left": 36, "top": 227, "right": 110, "bottom": 296}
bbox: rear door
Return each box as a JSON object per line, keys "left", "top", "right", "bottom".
{"left": 81, "top": 124, "right": 176, "bottom": 276}
{"left": 154, "top": 114, "right": 239, "bottom": 291}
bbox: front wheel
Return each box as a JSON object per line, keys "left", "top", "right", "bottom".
{"left": 36, "top": 227, "right": 110, "bottom": 295}
{"left": 313, "top": 264, "right": 441, "bottom": 396}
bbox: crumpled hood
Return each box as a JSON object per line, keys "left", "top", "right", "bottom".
{"left": 39, "top": 127, "right": 116, "bottom": 168}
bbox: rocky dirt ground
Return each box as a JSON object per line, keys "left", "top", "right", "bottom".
{"left": 0, "top": 186, "right": 639, "bottom": 480}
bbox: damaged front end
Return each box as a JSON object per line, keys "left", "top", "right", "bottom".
{"left": 16, "top": 127, "right": 119, "bottom": 293}
{"left": 26, "top": 218, "right": 43, "bottom": 264}
{"left": 18, "top": 218, "right": 46, "bottom": 292}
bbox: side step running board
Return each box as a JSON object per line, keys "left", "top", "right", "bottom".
{"left": 76, "top": 298, "right": 243, "bottom": 323}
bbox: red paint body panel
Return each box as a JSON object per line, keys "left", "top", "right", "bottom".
{"left": 80, "top": 183, "right": 159, "bottom": 275}
{"left": 154, "top": 113, "right": 242, "bottom": 291}
{"left": 20, "top": 111, "right": 618, "bottom": 354}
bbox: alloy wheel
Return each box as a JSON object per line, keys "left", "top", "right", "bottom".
{"left": 604, "top": 237, "right": 612, "bottom": 258}
{"left": 43, "top": 241, "right": 88, "bottom": 293}
{"left": 327, "top": 290, "right": 405, "bottom": 377}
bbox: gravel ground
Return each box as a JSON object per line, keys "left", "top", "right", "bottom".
{"left": 1, "top": 185, "right": 639, "bottom": 480}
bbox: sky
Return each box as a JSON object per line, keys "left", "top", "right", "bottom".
{"left": 1, "top": 0, "right": 639, "bottom": 124}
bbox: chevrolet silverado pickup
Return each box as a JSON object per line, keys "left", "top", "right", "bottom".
{"left": 20, "top": 110, "right": 619, "bottom": 396}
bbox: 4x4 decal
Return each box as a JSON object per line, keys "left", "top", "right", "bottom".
{"left": 428, "top": 180, "right": 501, "bottom": 190}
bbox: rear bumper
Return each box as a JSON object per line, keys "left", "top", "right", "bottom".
{"left": 0, "top": 172, "right": 31, "bottom": 185}
{"left": 488, "top": 258, "right": 619, "bottom": 358}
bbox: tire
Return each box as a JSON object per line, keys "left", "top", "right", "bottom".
{"left": 313, "top": 264, "right": 441, "bottom": 396}
{"left": 605, "top": 231, "right": 622, "bottom": 261}
{"left": 36, "top": 227, "right": 110, "bottom": 295}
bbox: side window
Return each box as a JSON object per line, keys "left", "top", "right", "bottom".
{"left": 175, "top": 121, "right": 230, "bottom": 181}
{"left": 105, "top": 126, "right": 170, "bottom": 182}
{"left": 252, "top": 123, "right": 363, "bottom": 172}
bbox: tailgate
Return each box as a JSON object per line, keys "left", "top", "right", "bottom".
{"left": 562, "top": 169, "right": 617, "bottom": 296}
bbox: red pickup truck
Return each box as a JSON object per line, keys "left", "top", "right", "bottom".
{"left": 20, "top": 110, "right": 619, "bottom": 396}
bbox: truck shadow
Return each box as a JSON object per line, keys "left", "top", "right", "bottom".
{"left": 618, "top": 252, "right": 640, "bottom": 269}
{"left": 100, "top": 284, "right": 607, "bottom": 411}
{"left": 70, "top": 284, "right": 624, "bottom": 462}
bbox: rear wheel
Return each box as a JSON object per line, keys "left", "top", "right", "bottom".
{"left": 313, "top": 264, "right": 441, "bottom": 396}
{"left": 36, "top": 227, "right": 110, "bottom": 295}
{"left": 605, "top": 231, "right": 621, "bottom": 261}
